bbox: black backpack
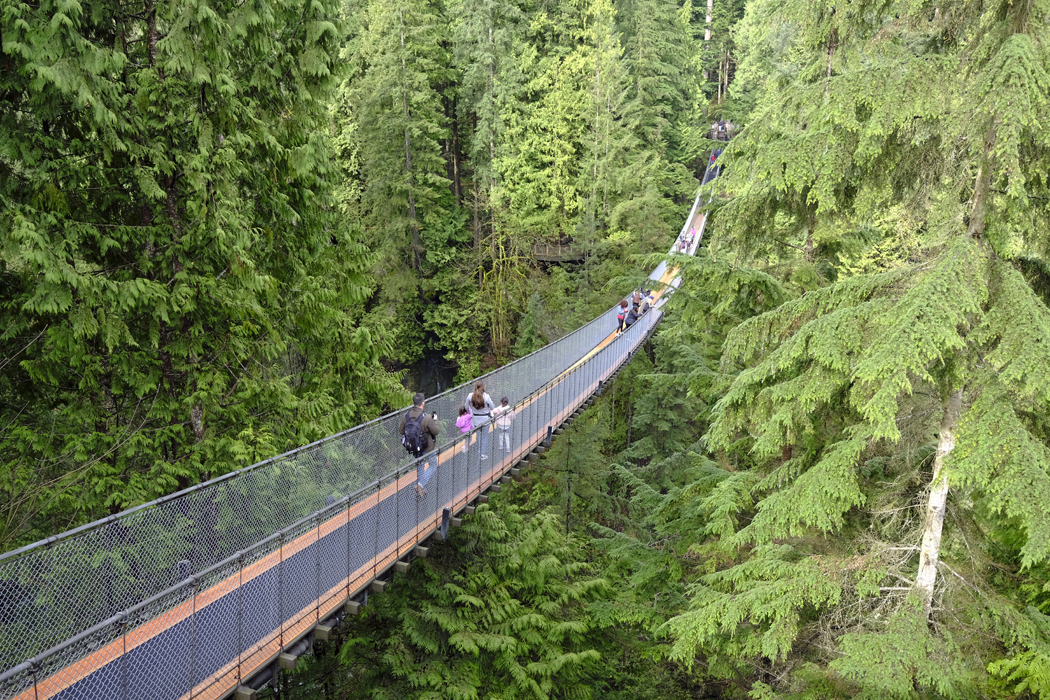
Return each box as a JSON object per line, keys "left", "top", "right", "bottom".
{"left": 402, "top": 411, "right": 427, "bottom": 457}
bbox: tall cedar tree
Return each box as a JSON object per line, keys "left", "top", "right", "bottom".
{"left": 611, "top": 0, "right": 696, "bottom": 251}
{"left": 577, "top": 0, "right": 636, "bottom": 252}
{"left": 663, "top": 0, "right": 1050, "bottom": 696}
{"left": 350, "top": 0, "right": 452, "bottom": 270}
{"left": 0, "top": 0, "right": 401, "bottom": 548}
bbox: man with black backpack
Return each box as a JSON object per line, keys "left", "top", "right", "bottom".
{"left": 400, "top": 393, "right": 441, "bottom": 497}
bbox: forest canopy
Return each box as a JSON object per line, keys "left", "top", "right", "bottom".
{"left": 2, "top": 0, "right": 1050, "bottom": 697}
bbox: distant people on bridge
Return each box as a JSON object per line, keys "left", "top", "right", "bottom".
{"left": 709, "top": 120, "right": 736, "bottom": 141}
{"left": 710, "top": 119, "right": 733, "bottom": 141}
{"left": 674, "top": 224, "right": 699, "bottom": 252}
{"left": 492, "top": 397, "right": 516, "bottom": 454}
{"left": 400, "top": 392, "right": 441, "bottom": 497}
{"left": 703, "top": 149, "right": 723, "bottom": 184}
{"left": 456, "top": 406, "right": 472, "bottom": 453}
{"left": 616, "top": 300, "right": 629, "bottom": 335}
{"left": 466, "top": 381, "right": 495, "bottom": 459}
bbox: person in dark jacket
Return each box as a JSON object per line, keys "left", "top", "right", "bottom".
{"left": 624, "top": 304, "right": 641, "bottom": 330}
{"left": 400, "top": 393, "right": 441, "bottom": 496}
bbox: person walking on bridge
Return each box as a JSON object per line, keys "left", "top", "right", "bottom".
{"left": 466, "top": 382, "right": 495, "bottom": 459}
{"left": 400, "top": 393, "right": 440, "bottom": 497}
{"left": 492, "top": 397, "right": 516, "bottom": 454}
{"left": 624, "top": 303, "right": 641, "bottom": 332}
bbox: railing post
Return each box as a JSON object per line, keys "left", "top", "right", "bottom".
{"left": 573, "top": 366, "right": 580, "bottom": 414}
{"left": 190, "top": 575, "right": 198, "bottom": 697}
{"left": 31, "top": 660, "right": 40, "bottom": 700}
{"left": 237, "top": 551, "right": 245, "bottom": 686}
{"left": 546, "top": 378, "right": 553, "bottom": 441}
{"left": 345, "top": 498, "right": 352, "bottom": 602}
{"left": 278, "top": 533, "right": 285, "bottom": 649}
{"left": 528, "top": 389, "right": 536, "bottom": 454}
{"left": 119, "top": 612, "right": 129, "bottom": 700}
{"left": 396, "top": 468, "right": 402, "bottom": 560}
{"left": 372, "top": 482, "right": 380, "bottom": 582}
{"left": 315, "top": 513, "right": 322, "bottom": 622}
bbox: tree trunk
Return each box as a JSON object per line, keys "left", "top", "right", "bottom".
{"left": 968, "top": 126, "right": 997, "bottom": 239}
{"left": 824, "top": 12, "right": 835, "bottom": 99}
{"left": 399, "top": 8, "right": 420, "bottom": 269}
{"left": 915, "top": 389, "right": 963, "bottom": 617}
{"left": 451, "top": 95, "right": 461, "bottom": 207}
{"left": 703, "top": 0, "right": 713, "bottom": 80}
{"left": 804, "top": 211, "right": 815, "bottom": 262}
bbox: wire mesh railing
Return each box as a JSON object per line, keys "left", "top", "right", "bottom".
{"left": 0, "top": 144, "right": 725, "bottom": 699}
{"left": 0, "top": 279, "right": 669, "bottom": 700}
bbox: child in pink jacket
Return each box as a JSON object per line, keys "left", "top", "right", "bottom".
{"left": 456, "top": 406, "right": 472, "bottom": 453}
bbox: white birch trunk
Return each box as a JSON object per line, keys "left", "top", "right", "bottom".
{"left": 915, "top": 389, "right": 963, "bottom": 616}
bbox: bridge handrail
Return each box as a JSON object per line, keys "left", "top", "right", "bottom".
{"left": 0, "top": 247, "right": 659, "bottom": 681}
{"left": 0, "top": 154, "right": 721, "bottom": 700}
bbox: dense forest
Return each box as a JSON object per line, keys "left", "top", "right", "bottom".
{"left": 2, "top": 0, "right": 1050, "bottom": 696}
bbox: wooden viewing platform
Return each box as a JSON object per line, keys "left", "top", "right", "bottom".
{"left": 532, "top": 242, "right": 584, "bottom": 262}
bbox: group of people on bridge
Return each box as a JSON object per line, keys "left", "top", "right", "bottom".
{"left": 709, "top": 118, "right": 735, "bottom": 141}
{"left": 399, "top": 381, "right": 517, "bottom": 497}
{"left": 616, "top": 289, "right": 654, "bottom": 336}
{"left": 675, "top": 225, "right": 698, "bottom": 253}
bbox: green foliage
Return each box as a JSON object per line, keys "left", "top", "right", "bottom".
{"left": 831, "top": 595, "right": 967, "bottom": 699}
{"left": 651, "top": 0, "right": 1050, "bottom": 696}
{"left": 0, "top": 0, "right": 403, "bottom": 547}
{"left": 337, "top": 506, "right": 607, "bottom": 699}
{"left": 989, "top": 608, "right": 1050, "bottom": 700}
{"left": 512, "top": 292, "right": 548, "bottom": 357}
{"left": 663, "top": 544, "right": 842, "bottom": 668}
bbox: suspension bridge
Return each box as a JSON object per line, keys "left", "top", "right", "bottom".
{"left": 0, "top": 156, "right": 722, "bottom": 700}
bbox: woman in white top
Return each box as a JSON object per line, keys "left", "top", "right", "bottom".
{"left": 466, "top": 381, "right": 495, "bottom": 458}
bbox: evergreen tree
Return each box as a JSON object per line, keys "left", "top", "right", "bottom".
{"left": 663, "top": 0, "right": 1050, "bottom": 695}
{"left": 576, "top": 0, "right": 637, "bottom": 265}
{"left": 0, "top": 0, "right": 396, "bottom": 546}
{"left": 612, "top": 0, "right": 697, "bottom": 250}
{"left": 336, "top": 506, "right": 607, "bottom": 699}
{"left": 499, "top": 2, "right": 590, "bottom": 241}
{"left": 349, "top": 0, "right": 452, "bottom": 270}
{"left": 511, "top": 292, "right": 548, "bottom": 356}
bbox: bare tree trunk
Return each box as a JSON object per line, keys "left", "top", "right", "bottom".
{"left": 723, "top": 48, "right": 730, "bottom": 101}
{"left": 451, "top": 96, "right": 461, "bottom": 207}
{"left": 915, "top": 389, "right": 963, "bottom": 616}
{"left": 399, "top": 8, "right": 420, "bottom": 269}
{"left": 488, "top": 26, "right": 497, "bottom": 256}
{"left": 968, "top": 126, "right": 997, "bottom": 239}
{"left": 703, "top": 0, "right": 713, "bottom": 80}
{"left": 473, "top": 181, "right": 482, "bottom": 286}
{"left": 593, "top": 33, "right": 601, "bottom": 183}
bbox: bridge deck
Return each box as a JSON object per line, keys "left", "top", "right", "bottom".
{"left": 2, "top": 165, "right": 717, "bottom": 700}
